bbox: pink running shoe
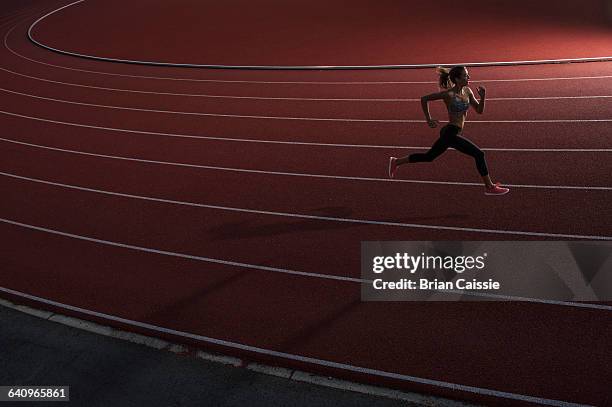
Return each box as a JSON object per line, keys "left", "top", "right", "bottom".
{"left": 485, "top": 182, "right": 510, "bottom": 196}
{"left": 388, "top": 157, "right": 398, "bottom": 179}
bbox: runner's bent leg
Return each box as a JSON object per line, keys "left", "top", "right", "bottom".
{"left": 449, "top": 134, "right": 489, "bottom": 176}
{"left": 407, "top": 137, "right": 450, "bottom": 163}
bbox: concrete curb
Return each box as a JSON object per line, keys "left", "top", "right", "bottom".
{"left": 0, "top": 296, "right": 473, "bottom": 407}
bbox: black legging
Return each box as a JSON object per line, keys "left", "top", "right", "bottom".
{"left": 409, "top": 124, "right": 489, "bottom": 176}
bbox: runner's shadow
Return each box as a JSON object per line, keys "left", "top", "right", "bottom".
{"left": 277, "top": 297, "right": 361, "bottom": 351}
{"left": 141, "top": 271, "right": 248, "bottom": 322}
{"left": 208, "top": 206, "right": 355, "bottom": 240}
{"left": 208, "top": 207, "right": 468, "bottom": 240}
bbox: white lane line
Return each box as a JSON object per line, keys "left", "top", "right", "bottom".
{"left": 2, "top": 66, "right": 612, "bottom": 102}
{"left": 0, "top": 216, "right": 361, "bottom": 282}
{"left": 1, "top": 208, "right": 612, "bottom": 308}
{"left": 0, "top": 288, "right": 595, "bottom": 407}
{"left": 26, "top": 0, "right": 612, "bottom": 71}
{"left": 2, "top": 200, "right": 612, "bottom": 312}
{"left": 2, "top": 169, "right": 612, "bottom": 242}
{"left": 1, "top": 109, "right": 611, "bottom": 152}
{"left": 5, "top": 21, "right": 612, "bottom": 85}
{"left": 0, "top": 8, "right": 46, "bottom": 41}
{"left": 2, "top": 136, "right": 612, "bottom": 192}
{"left": 3, "top": 190, "right": 612, "bottom": 309}
{"left": 2, "top": 87, "right": 612, "bottom": 123}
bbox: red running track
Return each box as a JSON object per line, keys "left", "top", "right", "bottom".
{"left": 29, "top": 0, "right": 612, "bottom": 66}
{"left": 2, "top": 1, "right": 612, "bottom": 406}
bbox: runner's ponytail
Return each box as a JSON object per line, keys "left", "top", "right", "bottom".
{"left": 437, "top": 66, "right": 467, "bottom": 89}
{"left": 436, "top": 66, "right": 451, "bottom": 89}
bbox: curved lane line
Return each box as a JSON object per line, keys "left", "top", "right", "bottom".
{"left": 2, "top": 136, "right": 612, "bottom": 192}
{"left": 3, "top": 66, "right": 612, "bottom": 102}
{"left": 2, "top": 147, "right": 612, "bottom": 237}
{"left": 26, "top": 0, "right": 612, "bottom": 70}
{"left": 2, "top": 109, "right": 612, "bottom": 152}
{"left": 5, "top": 20, "right": 612, "bottom": 84}
{"left": 1, "top": 207, "right": 611, "bottom": 308}
{"left": 2, "top": 87, "right": 612, "bottom": 123}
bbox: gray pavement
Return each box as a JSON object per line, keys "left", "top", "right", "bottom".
{"left": 0, "top": 304, "right": 446, "bottom": 407}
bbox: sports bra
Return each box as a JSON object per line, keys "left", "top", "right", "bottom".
{"left": 448, "top": 92, "right": 470, "bottom": 114}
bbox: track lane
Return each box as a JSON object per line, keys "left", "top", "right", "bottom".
{"left": 1, "top": 1, "right": 610, "bottom": 88}
{"left": 1, "top": 145, "right": 611, "bottom": 244}
{"left": 2, "top": 88, "right": 612, "bottom": 152}
{"left": 3, "top": 43, "right": 612, "bottom": 100}
{"left": 2, "top": 71, "right": 612, "bottom": 121}
{"left": 1, "top": 14, "right": 611, "bottom": 95}
{"left": 2, "top": 105, "right": 612, "bottom": 151}
{"left": 1, "top": 118, "right": 612, "bottom": 189}
{"left": 2, "top": 42, "right": 612, "bottom": 99}
{"left": 28, "top": 0, "right": 612, "bottom": 67}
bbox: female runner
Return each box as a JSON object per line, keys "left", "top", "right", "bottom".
{"left": 389, "top": 66, "right": 509, "bottom": 195}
